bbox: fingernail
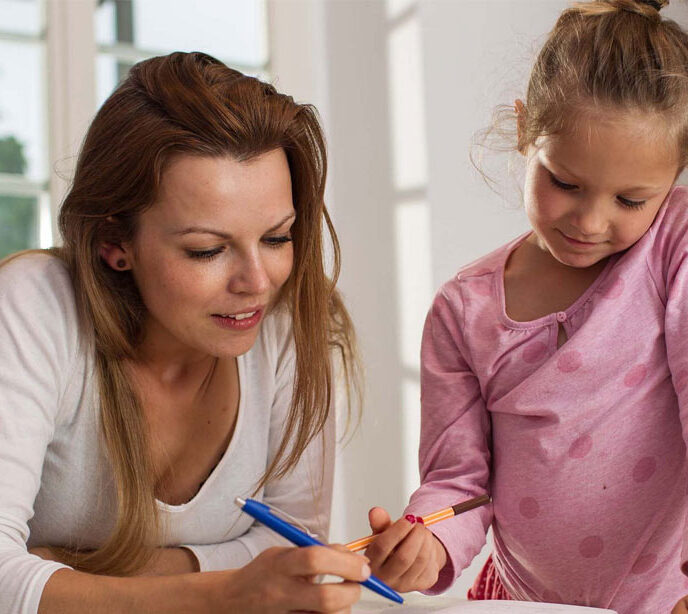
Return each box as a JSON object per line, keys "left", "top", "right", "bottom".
{"left": 416, "top": 515, "right": 425, "bottom": 525}
{"left": 361, "top": 564, "right": 371, "bottom": 580}
{"left": 404, "top": 514, "right": 417, "bottom": 524}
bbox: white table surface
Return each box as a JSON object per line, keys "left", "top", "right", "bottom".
{"left": 353, "top": 594, "right": 617, "bottom": 613}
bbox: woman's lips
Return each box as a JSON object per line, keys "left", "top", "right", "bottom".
{"left": 211, "top": 309, "right": 263, "bottom": 330}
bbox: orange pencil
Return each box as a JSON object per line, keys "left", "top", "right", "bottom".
{"left": 344, "top": 494, "right": 491, "bottom": 553}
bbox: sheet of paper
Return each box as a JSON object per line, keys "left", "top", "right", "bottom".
{"left": 353, "top": 596, "right": 617, "bottom": 614}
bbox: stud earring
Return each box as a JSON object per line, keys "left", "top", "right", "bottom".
{"left": 116, "top": 259, "right": 127, "bottom": 270}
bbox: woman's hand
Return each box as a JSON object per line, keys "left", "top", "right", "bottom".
{"left": 207, "top": 545, "right": 369, "bottom": 613}
{"left": 363, "top": 506, "right": 447, "bottom": 593}
{"left": 673, "top": 595, "right": 688, "bottom": 613}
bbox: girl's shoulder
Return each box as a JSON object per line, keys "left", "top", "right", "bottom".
{"left": 647, "top": 185, "right": 688, "bottom": 268}
{"left": 435, "top": 233, "right": 527, "bottom": 308}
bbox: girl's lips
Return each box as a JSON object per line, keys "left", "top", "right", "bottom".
{"left": 211, "top": 309, "right": 262, "bottom": 331}
{"left": 560, "top": 231, "right": 599, "bottom": 247}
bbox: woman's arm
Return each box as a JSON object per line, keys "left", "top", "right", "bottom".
{"left": 29, "top": 547, "right": 200, "bottom": 576}
{"left": 38, "top": 545, "right": 369, "bottom": 614}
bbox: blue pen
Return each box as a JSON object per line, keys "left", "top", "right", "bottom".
{"left": 235, "top": 497, "right": 403, "bottom": 604}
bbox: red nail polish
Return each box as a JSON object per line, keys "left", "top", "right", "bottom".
{"left": 416, "top": 516, "right": 425, "bottom": 525}
{"left": 404, "top": 514, "right": 417, "bottom": 524}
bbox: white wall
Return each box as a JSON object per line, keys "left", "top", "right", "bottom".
{"left": 270, "top": 0, "right": 688, "bottom": 597}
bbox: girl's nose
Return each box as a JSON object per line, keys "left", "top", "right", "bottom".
{"left": 573, "top": 199, "right": 608, "bottom": 237}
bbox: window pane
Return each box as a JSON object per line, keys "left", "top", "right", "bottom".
{"left": 0, "top": 193, "right": 38, "bottom": 259}
{"left": 0, "top": 40, "right": 46, "bottom": 181}
{"left": 96, "top": 54, "right": 134, "bottom": 109}
{"left": 0, "top": 0, "right": 42, "bottom": 36}
{"left": 95, "top": 0, "right": 268, "bottom": 66}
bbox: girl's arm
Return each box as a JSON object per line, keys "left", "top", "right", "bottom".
{"left": 366, "top": 283, "right": 493, "bottom": 594}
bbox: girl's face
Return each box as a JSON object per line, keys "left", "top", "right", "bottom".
{"left": 124, "top": 149, "right": 295, "bottom": 359}
{"left": 523, "top": 110, "right": 681, "bottom": 269}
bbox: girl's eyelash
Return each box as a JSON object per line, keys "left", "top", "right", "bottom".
{"left": 617, "top": 196, "right": 646, "bottom": 209}
{"left": 548, "top": 172, "right": 577, "bottom": 191}
{"left": 548, "top": 171, "right": 647, "bottom": 209}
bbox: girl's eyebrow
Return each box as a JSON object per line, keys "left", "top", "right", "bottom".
{"left": 172, "top": 212, "right": 296, "bottom": 238}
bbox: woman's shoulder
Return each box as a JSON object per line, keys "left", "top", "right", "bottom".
{"left": 0, "top": 250, "right": 73, "bottom": 297}
{"left": 0, "top": 250, "right": 81, "bottom": 344}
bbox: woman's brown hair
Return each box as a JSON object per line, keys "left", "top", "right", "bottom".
{"left": 42, "top": 51, "right": 359, "bottom": 575}
{"left": 477, "top": 0, "right": 688, "bottom": 174}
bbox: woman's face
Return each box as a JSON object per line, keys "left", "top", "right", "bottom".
{"left": 124, "top": 149, "right": 295, "bottom": 359}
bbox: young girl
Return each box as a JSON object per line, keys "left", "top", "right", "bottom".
{"left": 363, "top": 1, "right": 688, "bottom": 613}
{"left": 0, "top": 52, "right": 367, "bottom": 613}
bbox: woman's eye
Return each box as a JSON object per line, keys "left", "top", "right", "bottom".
{"left": 263, "top": 235, "right": 293, "bottom": 248}
{"left": 186, "top": 247, "right": 224, "bottom": 260}
{"left": 617, "top": 196, "right": 646, "bottom": 209}
{"left": 548, "top": 172, "right": 578, "bottom": 191}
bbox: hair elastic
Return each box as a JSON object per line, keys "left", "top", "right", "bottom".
{"left": 640, "top": 0, "right": 665, "bottom": 11}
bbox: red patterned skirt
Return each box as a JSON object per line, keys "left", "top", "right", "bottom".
{"left": 467, "top": 554, "right": 512, "bottom": 600}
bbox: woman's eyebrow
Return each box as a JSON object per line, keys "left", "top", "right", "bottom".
{"left": 172, "top": 212, "right": 296, "bottom": 238}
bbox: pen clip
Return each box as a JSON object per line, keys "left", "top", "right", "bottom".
{"left": 257, "top": 499, "right": 324, "bottom": 542}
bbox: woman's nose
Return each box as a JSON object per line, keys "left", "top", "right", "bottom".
{"left": 228, "top": 251, "right": 270, "bottom": 295}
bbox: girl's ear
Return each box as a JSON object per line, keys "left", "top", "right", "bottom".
{"left": 515, "top": 99, "right": 527, "bottom": 155}
{"left": 99, "top": 242, "right": 131, "bottom": 272}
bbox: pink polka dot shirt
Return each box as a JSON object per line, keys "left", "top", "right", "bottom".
{"left": 405, "top": 186, "right": 688, "bottom": 613}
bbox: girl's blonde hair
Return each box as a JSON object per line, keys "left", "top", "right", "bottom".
{"left": 481, "top": 0, "right": 688, "bottom": 170}
{"left": 523, "top": 0, "right": 688, "bottom": 157}
{"left": 23, "top": 52, "right": 359, "bottom": 575}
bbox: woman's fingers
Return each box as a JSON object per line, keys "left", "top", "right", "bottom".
{"left": 291, "top": 579, "right": 361, "bottom": 613}
{"left": 277, "top": 546, "right": 370, "bottom": 583}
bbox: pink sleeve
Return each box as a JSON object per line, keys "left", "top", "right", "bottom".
{"left": 660, "top": 222, "right": 688, "bottom": 576}
{"left": 404, "top": 283, "right": 492, "bottom": 594}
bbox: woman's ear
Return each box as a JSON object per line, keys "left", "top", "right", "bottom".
{"left": 515, "top": 99, "right": 527, "bottom": 155}
{"left": 99, "top": 242, "right": 131, "bottom": 272}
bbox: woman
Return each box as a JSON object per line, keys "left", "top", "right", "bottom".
{"left": 0, "top": 52, "right": 367, "bottom": 613}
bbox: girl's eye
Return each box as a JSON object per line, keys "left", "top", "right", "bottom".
{"left": 617, "top": 196, "right": 646, "bottom": 209}
{"left": 548, "top": 172, "right": 578, "bottom": 191}
{"left": 263, "top": 235, "right": 292, "bottom": 248}
{"left": 186, "top": 247, "right": 224, "bottom": 260}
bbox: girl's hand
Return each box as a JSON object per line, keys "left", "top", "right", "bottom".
{"left": 210, "top": 545, "right": 369, "bottom": 613}
{"left": 363, "top": 506, "right": 447, "bottom": 593}
{"left": 673, "top": 595, "right": 688, "bottom": 613}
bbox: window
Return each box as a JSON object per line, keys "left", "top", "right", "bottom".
{"left": 0, "top": 0, "right": 49, "bottom": 259}
{"left": 0, "top": 0, "right": 269, "bottom": 259}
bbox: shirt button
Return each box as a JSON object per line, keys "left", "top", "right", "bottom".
{"left": 556, "top": 311, "right": 567, "bottom": 323}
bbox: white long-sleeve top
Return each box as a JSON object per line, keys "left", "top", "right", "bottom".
{"left": 0, "top": 253, "right": 334, "bottom": 614}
